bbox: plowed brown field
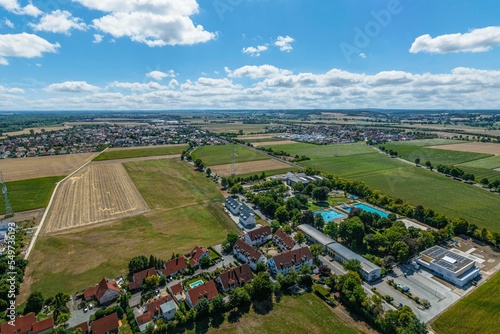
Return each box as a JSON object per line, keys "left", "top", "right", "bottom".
{"left": 42, "top": 163, "right": 149, "bottom": 234}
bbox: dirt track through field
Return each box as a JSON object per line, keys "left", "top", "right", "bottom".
{"left": 42, "top": 163, "right": 149, "bottom": 234}
{"left": 0, "top": 153, "right": 97, "bottom": 181}
{"left": 210, "top": 159, "right": 292, "bottom": 177}
{"left": 428, "top": 142, "right": 500, "bottom": 155}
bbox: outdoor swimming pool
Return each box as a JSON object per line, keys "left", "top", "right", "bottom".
{"left": 314, "top": 209, "right": 346, "bottom": 222}
{"left": 189, "top": 280, "right": 204, "bottom": 288}
{"left": 346, "top": 203, "right": 389, "bottom": 218}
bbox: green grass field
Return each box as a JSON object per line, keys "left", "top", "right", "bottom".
{"left": 0, "top": 176, "right": 63, "bottom": 214}
{"left": 457, "top": 155, "right": 500, "bottom": 181}
{"left": 263, "top": 141, "right": 500, "bottom": 232}
{"left": 432, "top": 271, "right": 500, "bottom": 334}
{"left": 191, "top": 145, "right": 269, "bottom": 166}
{"left": 93, "top": 145, "right": 187, "bottom": 161}
{"left": 206, "top": 294, "right": 363, "bottom": 334}
{"left": 25, "top": 160, "right": 240, "bottom": 298}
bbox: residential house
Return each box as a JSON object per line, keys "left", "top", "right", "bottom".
{"left": 233, "top": 239, "right": 267, "bottom": 271}
{"left": 169, "top": 283, "right": 184, "bottom": 302}
{"left": 216, "top": 263, "right": 253, "bottom": 293}
{"left": 135, "top": 296, "right": 177, "bottom": 332}
{"left": 162, "top": 257, "right": 187, "bottom": 277}
{"left": 84, "top": 278, "right": 121, "bottom": 305}
{"left": 225, "top": 196, "right": 241, "bottom": 215}
{"left": 32, "top": 318, "right": 54, "bottom": 334}
{"left": 128, "top": 267, "right": 157, "bottom": 291}
{"left": 239, "top": 204, "right": 256, "bottom": 229}
{"left": 244, "top": 226, "right": 272, "bottom": 247}
{"left": 73, "top": 322, "right": 89, "bottom": 334}
{"left": 0, "top": 314, "right": 55, "bottom": 334}
{"left": 187, "top": 246, "right": 210, "bottom": 267}
{"left": 185, "top": 280, "right": 219, "bottom": 308}
{"left": 273, "top": 229, "right": 297, "bottom": 252}
{"left": 91, "top": 313, "right": 120, "bottom": 334}
{"left": 267, "top": 247, "right": 313, "bottom": 275}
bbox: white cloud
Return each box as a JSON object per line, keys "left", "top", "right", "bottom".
{"left": 274, "top": 35, "right": 294, "bottom": 52}
{"left": 226, "top": 65, "right": 293, "bottom": 79}
{"left": 169, "top": 79, "right": 179, "bottom": 88}
{"left": 0, "top": 56, "right": 8, "bottom": 65}
{"left": 0, "top": 33, "right": 60, "bottom": 63}
{"left": 30, "top": 10, "right": 87, "bottom": 35}
{"left": 242, "top": 45, "right": 268, "bottom": 57}
{"left": 0, "top": 85, "right": 24, "bottom": 93}
{"left": 46, "top": 81, "right": 99, "bottom": 93}
{"left": 0, "top": 0, "right": 42, "bottom": 16}
{"left": 74, "top": 0, "right": 216, "bottom": 47}
{"left": 109, "top": 81, "right": 167, "bottom": 91}
{"left": 410, "top": 26, "right": 500, "bottom": 54}
{"left": 147, "top": 70, "right": 175, "bottom": 81}
{"left": 93, "top": 34, "right": 103, "bottom": 44}
{"left": 4, "top": 18, "right": 14, "bottom": 28}
{"left": 359, "top": 53, "right": 366, "bottom": 58}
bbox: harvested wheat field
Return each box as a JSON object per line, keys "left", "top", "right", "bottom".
{"left": 43, "top": 163, "right": 149, "bottom": 234}
{"left": 253, "top": 140, "right": 297, "bottom": 147}
{"left": 0, "top": 153, "right": 97, "bottom": 181}
{"left": 210, "top": 159, "right": 292, "bottom": 177}
{"left": 428, "top": 142, "right": 500, "bottom": 155}
{"left": 237, "top": 133, "right": 283, "bottom": 140}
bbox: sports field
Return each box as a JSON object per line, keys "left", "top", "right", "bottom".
{"left": 432, "top": 271, "right": 500, "bottom": 334}
{"left": 191, "top": 145, "right": 269, "bottom": 166}
{"left": 208, "top": 294, "right": 366, "bottom": 334}
{"left": 0, "top": 176, "right": 63, "bottom": 215}
{"left": 22, "top": 159, "right": 240, "bottom": 299}
{"left": 262, "top": 141, "right": 500, "bottom": 232}
{"left": 93, "top": 144, "right": 187, "bottom": 161}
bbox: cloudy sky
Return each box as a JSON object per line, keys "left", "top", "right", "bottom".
{"left": 1, "top": 0, "right": 500, "bottom": 110}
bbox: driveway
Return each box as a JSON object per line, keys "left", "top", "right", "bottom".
{"left": 67, "top": 306, "right": 96, "bottom": 328}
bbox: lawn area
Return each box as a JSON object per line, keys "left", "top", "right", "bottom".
{"left": 23, "top": 160, "right": 240, "bottom": 298}
{"left": 191, "top": 145, "right": 268, "bottom": 166}
{"left": 432, "top": 271, "right": 500, "bottom": 334}
{"left": 0, "top": 176, "right": 63, "bottom": 214}
{"left": 206, "top": 294, "right": 364, "bottom": 334}
{"left": 264, "top": 142, "right": 500, "bottom": 232}
{"left": 93, "top": 145, "right": 187, "bottom": 161}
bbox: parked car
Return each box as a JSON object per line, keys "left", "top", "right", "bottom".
{"left": 83, "top": 307, "right": 88, "bottom": 313}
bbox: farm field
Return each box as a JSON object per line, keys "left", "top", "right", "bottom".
{"left": 1, "top": 125, "right": 72, "bottom": 137}
{"left": 253, "top": 140, "right": 297, "bottom": 146}
{"left": 263, "top": 142, "right": 500, "bottom": 232}
{"left": 428, "top": 142, "right": 500, "bottom": 155}
{"left": 42, "top": 163, "right": 150, "bottom": 234}
{"left": 22, "top": 159, "right": 240, "bottom": 299}
{"left": 0, "top": 176, "right": 63, "bottom": 215}
{"left": 209, "top": 160, "right": 294, "bottom": 177}
{"left": 432, "top": 271, "right": 500, "bottom": 334}
{"left": 93, "top": 144, "right": 187, "bottom": 161}
{"left": 207, "top": 294, "right": 366, "bottom": 334}
{"left": 237, "top": 133, "right": 284, "bottom": 141}
{"left": 0, "top": 153, "right": 96, "bottom": 181}
{"left": 191, "top": 145, "right": 268, "bottom": 166}
{"left": 200, "top": 123, "right": 269, "bottom": 134}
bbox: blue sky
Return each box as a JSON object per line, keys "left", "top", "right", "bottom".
{"left": 1, "top": 0, "right": 500, "bottom": 110}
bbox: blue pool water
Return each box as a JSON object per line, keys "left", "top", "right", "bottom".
{"left": 346, "top": 203, "right": 389, "bottom": 218}
{"left": 189, "top": 280, "right": 204, "bottom": 288}
{"left": 314, "top": 209, "right": 346, "bottom": 222}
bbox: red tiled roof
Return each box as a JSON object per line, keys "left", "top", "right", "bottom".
{"left": 188, "top": 246, "right": 209, "bottom": 263}
{"left": 162, "top": 257, "right": 187, "bottom": 277}
{"left": 96, "top": 278, "right": 120, "bottom": 301}
{"left": 273, "top": 229, "right": 296, "bottom": 250}
{"left": 129, "top": 268, "right": 157, "bottom": 290}
{"left": 73, "top": 322, "right": 89, "bottom": 334}
{"left": 0, "top": 313, "right": 36, "bottom": 334}
{"left": 217, "top": 263, "right": 253, "bottom": 291}
{"left": 233, "top": 239, "right": 264, "bottom": 263}
{"left": 91, "top": 313, "right": 120, "bottom": 334}
{"left": 246, "top": 226, "right": 272, "bottom": 242}
{"left": 32, "top": 317, "right": 54, "bottom": 334}
{"left": 169, "top": 283, "right": 183, "bottom": 296}
{"left": 83, "top": 286, "right": 98, "bottom": 300}
{"left": 136, "top": 296, "right": 172, "bottom": 326}
{"left": 271, "top": 246, "right": 313, "bottom": 270}
{"left": 186, "top": 280, "right": 219, "bottom": 306}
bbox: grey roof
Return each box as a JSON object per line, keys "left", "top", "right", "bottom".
{"left": 327, "top": 242, "right": 381, "bottom": 273}
{"left": 240, "top": 203, "right": 253, "bottom": 215}
{"left": 420, "top": 245, "right": 474, "bottom": 273}
{"left": 160, "top": 300, "right": 176, "bottom": 314}
{"left": 297, "top": 224, "right": 336, "bottom": 246}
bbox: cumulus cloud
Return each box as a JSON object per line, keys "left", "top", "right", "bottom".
{"left": 147, "top": 70, "right": 175, "bottom": 81}
{"left": 93, "top": 34, "right": 103, "bottom": 44}
{"left": 226, "top": 65, "right": 293, "bottom": 78}
{"left": 73, "top": 0, "right": 216, "bottom": 47}
{"left": 109, "top": 81, "right": 167, "bottom": 91}
{"left": 274, "top": 35, "right": 294, "bottom": 52}
{"left": 359, "top": 53, "right": 366, "bottom": 58}
{"left": 4, "top": 19, "right": 14, "bottom": 28}
{"left": 410, "top": 26, "right": 500, "bottom": 54}
{"left": 46, "top": 81, "right": 99, "bottom": 93}
{"left": 0, "top": 0, "right": 42, "bottom": 16}
{"left": 0, "top": 33, "right": 60, "bottom": 64}
{"left": 0, "top": 85, "right": 24, "bottom": 93}
{"left": 30, "top": 10, "right": 87, "bottom": 35}
{"left": 242, "top": 45, "right": 268, "bottom": 57}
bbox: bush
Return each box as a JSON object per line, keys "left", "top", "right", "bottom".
{"left": 312, "top": 284, "right": 330, "bottom": 300}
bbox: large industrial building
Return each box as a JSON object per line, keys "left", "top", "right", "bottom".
{"left": 297, "top": 224, "right": 381, "bottom": 282}
{"left": 417, "top": 245, "right": 480, "bottom": 287}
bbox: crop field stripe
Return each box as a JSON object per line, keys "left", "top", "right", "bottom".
{"left": 191, "top": 145, "right": 269, "bottom": 166}
{"left": 93, "top": 145, "right": 187, "bottom": 161}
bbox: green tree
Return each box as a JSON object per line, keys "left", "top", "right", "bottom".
{"left": 313, "top": 213, "right": 325, "bottom": 229}
{"left": 194, "top": 298, "right": 210, "bottom": 318}
{"left": 425, "top": 161, "right": 432, "bottom": 168}
{"left": 312, "top": 187, "right": 329, "bottom": 202}
{"left": 294, "top": 231, "right": 306, "bottom": 244}
{"left": 222, "top": 232, "right": 240, "bottom": 253}
{"left": 249, "top": 272, "right": 274, "bottom": 302}
{"left": 24, "top": 291, "right": 44, "bottom": 315}
{"left": 309, "top": 244, "right": 323, "bottom": 259}
{"left": 229, "top": 287, "right": 251, "bottom": 309}
{"left": 480, "top": 177, "right": 489, "bottom": 185}
{"left": 291, "top": 182, "right": 304, "bottom": 192}
{"left": 206, "top": 168, "right": 212, "bottom": 177}
{"left": 300, "top": 210, "right": 314, "bottom": 226}
{"left": 275, "top": 206, "right": 289, "bottom": 223}
{"left": 221, "top": 177, "right": 228, "bottom": 189}
{"left": 324, "top": 222, "right": 339, "bottom": 240}
{"left": 56, "top": 313, "right": 70, "bottom": 325}
{"left": 339, "top": 217, "right": 365, "bottom": 249}
{"left": 300, "top": 263, "right": 312, "bottom": 276}
{"left": 129, "top": 255, "right": 149, "bottom": 274}
{"left": 255, "top": 261, "right": 267, "bottom": 273}
{"left": 199, "top": 256, "right": 211, "bottom": 269}
{"left": 414, "top": 158, "right": 420, "bottom": 166}
{"left": 392, "top": 241, "right": 410, "bottom": 262}
{"left": 144, "top": 275, "right": 160, "bottom": 290}
{"left": 210, "top": 295, "right": 226, "bottom": 315}
{"left": 343, "top": 259, "right": 362, "bottom": 274}
{"left": 270, "top": 220, "right": 281, "bottom": 233}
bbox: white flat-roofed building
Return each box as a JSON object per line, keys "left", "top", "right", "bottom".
{"left": 417, "top": 245, "right": 480, "bottom": 287}
{"left": 297, "top": 224, "right": 336, "bottom": 250}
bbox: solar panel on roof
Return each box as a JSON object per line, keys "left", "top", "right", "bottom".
{"left": 428, "top": 247, "right": 447, "bottom": 258}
